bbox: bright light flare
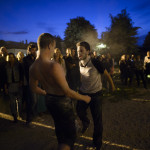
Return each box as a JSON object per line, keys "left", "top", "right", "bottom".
{"left": 96, "top": 43, "right": 106, "bottom": 49}
{"left": 147, "top": 75, "right": 150, "bottom": 78}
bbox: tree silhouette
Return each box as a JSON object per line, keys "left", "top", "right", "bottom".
{"left": 54, "top": 35, "right": 63, "bottom": 52}
{"left": 0, "top": 40, "right": 6, "bottom": 47}
{"left": 101, "top": 9, "right": 140, "bottom": 55}
{"left": 64, "top": 16, "right": 98, "bottom": 50}
{"left": 143, "top": 32, "right": 150, "bottom": 50}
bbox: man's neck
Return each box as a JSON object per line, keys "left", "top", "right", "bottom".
{"left": 39, "top": 49, "right": 51, "bottom": 61}
{"left": 81, "top": 55, "right": 90, "bottom": 66}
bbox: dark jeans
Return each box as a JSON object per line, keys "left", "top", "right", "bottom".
{"left": 24, "top": 85, "right": 37, "bottom": 123}
{"left": 45, "top": 94, "right": 76, "bottom": 149}
{"left": 135, "top": 70, "right": 147, "bottom": 88}
{"left": 76, "top": 91, "right": 103, "bottom": 148}
{"left": 125, "top": 70, "right": 134, "bottom": 86}
{"left": 8, "top": 83, "right": 22, "bottom": 118}
{"left": 9, "top": 92, "right": 22, "bottom": 118}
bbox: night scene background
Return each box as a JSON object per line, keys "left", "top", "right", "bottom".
{"left": 1, "top": 0, "right": 150, "bottom": 150}
{"left": 0, "top": 0, "right": 150, "bottom": 46}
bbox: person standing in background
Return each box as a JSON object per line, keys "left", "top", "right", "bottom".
{"left": 23, "top": 44, "right": 37, "bottom": 126}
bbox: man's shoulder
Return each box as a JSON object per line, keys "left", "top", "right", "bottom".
{"left": 39, "top": 60, "right": 61, "bottom": 71}
{"left": 50, "top": 61, "right": 62, "bottom": 70}
{"left": 91, "top": 57, "right": 103, "bottom": 66}
{"left": 91, "top": 58, "right": 105, "bottom": 74}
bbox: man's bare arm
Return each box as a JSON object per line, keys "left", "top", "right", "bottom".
{"left": 29, "top": 68, "right": 46, "bottom": 95}
{"left": 103, "top": 69, "right": 115, "bottom": 91}
{"left": 51, "top": 63, "right": 91, "bottom": 103}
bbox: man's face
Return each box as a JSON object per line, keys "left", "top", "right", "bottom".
{"left": 71, "top": 50, "right": 76, "bottom": 57}
{"left": 9, "top": 54, "right": 15, "bottom": 63}
{"left": 147, "top": 51, "right": 150, "bottom": 57}
{"left": 66, "top": 48, "right": 71, "bottom": 56}
{"left": 50, "top": 41, "right": 56, "bottom": 58}
{"left": 93, "top": 51, "right": 97, "bottom": 56}
{"left": 30, "top": 48, "right": 37, "bottom": 57}
{"left": 1, "top": 47, "right": 8, "bottom": 57}
{"left": 77, "top": 46, "right": 89, "bottom": 60}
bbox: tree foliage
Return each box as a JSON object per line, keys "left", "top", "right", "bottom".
{"left": 143, "top": 32, "right": 150, "bottom": 50}
{"left": 54, "top": 35, "right": 63, "bottom": 49}
{"left": 101, "top": 9, "right": 140, "bottom": 55}
{"left": 0, "top": 40, "right": 6, "bottom": 47}
{"left": 64, "top": 17, "right": 98, "bottom": 50}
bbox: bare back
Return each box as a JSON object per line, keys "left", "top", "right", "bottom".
{"left": 30, "top": 58, "right": 66, "bottom": 95}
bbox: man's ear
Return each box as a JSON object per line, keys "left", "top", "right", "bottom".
{"left": 87, "top": 50, "right": 90, "bottom": 55}
{"left": 48, "top": 44, "right": 51, "bottom": 50}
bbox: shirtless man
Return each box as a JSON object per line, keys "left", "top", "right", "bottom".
{"left": 29, "top": 33, "right": 91, "bottom": 150}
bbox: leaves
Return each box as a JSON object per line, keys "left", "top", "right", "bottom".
{"left": 101, "top": 9, "right": 140, "bottom": 56}
{"left": 143, "top": 32, "right": 150, "bottom": 50}
{"left": 64, "top": 16, "right": 98, "bottom": 49}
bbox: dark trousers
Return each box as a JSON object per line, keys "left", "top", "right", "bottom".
{"left": 135, "top": 70, "right": 147, "bottom": 88}
{"left": 45, "top": 94, "right": 76, "bottom": 149}
{"left": 76, "top": 91, "right": 103, "bottom": 148}
{"left": 125, "top": 70, "right": 134, "bottom": 86}
{"left": 24, "top": 85, "right": 37, "bottom": 123}
{"left": 9, "top": 92, "right": 22, "bottom": 118}
{"left": 8, "top": 83, "right": 22, "bottom": 119}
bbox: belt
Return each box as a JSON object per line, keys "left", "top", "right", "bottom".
{"left": 79, "top": 90, "right": 102, "bottom": 97}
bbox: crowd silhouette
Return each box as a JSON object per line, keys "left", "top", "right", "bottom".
{"left": 0, "top": 45, "right": 150, "bottom": 123}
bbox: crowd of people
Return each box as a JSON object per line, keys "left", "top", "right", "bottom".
{"left": 119, "top": 52, "right": 150, "bottom": 88}
{"left": 0, "top": 33, "right": 150, "bottom": 150}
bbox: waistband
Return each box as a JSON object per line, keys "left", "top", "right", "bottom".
{"left": 46, "top": 93, "right": 65, "bottom": 98}
{"left": 79, "top": 90, "right": 103, "bottom": 97}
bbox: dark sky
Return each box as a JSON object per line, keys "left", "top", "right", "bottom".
{"left": 0, "top": 0, "right": 150, "bottom": 45}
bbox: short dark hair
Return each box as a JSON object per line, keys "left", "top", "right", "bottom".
{"left": 76, "top": 41, "right": 90, "bottom": 51}
{"left": 37, "top": 33, "right": 55, "bottom": 49}
{"left": 7, "top": 52, "right": 17, "bottom": 62}
{"left": 27, "top": 44, "right": 36, "bottom": 52}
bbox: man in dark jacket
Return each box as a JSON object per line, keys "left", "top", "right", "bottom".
{"left": 23, "top": 44, "right": 37, "bottom": 126}
{"left": 0, "top": 46, "right": 8, "bottom": 93}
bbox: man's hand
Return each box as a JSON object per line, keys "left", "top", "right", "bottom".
{"left": 84, "top": 95, "right": 91, "bottom": 104}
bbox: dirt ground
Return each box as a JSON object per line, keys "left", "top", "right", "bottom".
{"left": 0, "top": 72, "right": 150, "bottom": 150}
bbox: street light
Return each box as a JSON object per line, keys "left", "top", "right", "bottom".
{"left": 96, "top": 43, "right": 106, "bottom": 49}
